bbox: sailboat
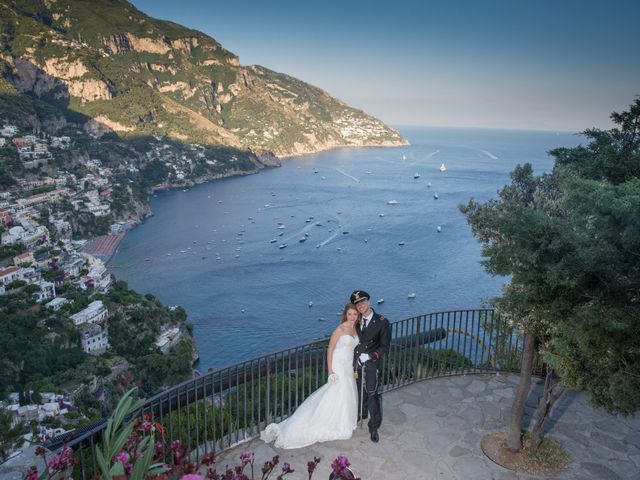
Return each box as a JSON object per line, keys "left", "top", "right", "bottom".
{"left": 414, "top": 172, "right": 421, "bottom": 179}
{"left": 439, "top": 163, "right": 447, "bottom": 172}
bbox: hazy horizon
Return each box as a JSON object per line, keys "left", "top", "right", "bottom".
{"left": 131, "top": 0, "right": 640, "bottom": 133}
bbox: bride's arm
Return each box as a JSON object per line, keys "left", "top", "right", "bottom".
{"left": 327, "top": 328, "right": 341, "bottom": 374}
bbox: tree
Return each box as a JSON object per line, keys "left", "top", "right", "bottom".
{"left": 0, "top": 408, "right": 24, "bottom": 462}
{"left": 460, "top": 98, "right": 640, "bottom": 451}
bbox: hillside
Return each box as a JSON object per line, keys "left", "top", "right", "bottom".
{"left": 0, "top": 0, "right": 407, "bottom": 157}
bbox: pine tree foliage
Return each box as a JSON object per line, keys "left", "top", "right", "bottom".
{"left": 460, "top": 98, "right": 640, "bottom": 416}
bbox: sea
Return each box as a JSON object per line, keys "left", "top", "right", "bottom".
{"left": 109, "top": 126, "right": 584, "bottom": 370}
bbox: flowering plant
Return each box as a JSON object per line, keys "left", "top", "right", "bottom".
{"left": 23, "top": 389, "right": 354, "bottom": 480}
{"left": 329, "top": 455, "right": 360, "bottom": 480}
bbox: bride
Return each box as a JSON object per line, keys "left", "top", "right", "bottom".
{"left": 260, "top": 303, "right": 360, "bottom": 449}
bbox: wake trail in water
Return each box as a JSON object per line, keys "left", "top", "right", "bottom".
{"left": 480, "top": 150, "right": 498, "bottom": 160}
{"left": 426, "top": 149, "right": 440, "bottom": 159}
{"left": 334, "top": 168, "right": 360, "bottom": 183}
{"left": 317, "top": 230, "right": 340, "bottom": 247}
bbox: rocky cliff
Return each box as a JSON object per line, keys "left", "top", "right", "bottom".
{"left": 0, "top": 0, "right": 408, "bottom": 157}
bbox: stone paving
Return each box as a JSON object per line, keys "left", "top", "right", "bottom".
{"left": 212, "top": 373, "right": 640, "bottom": 479}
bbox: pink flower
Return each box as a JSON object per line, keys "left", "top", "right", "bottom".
{"left": 179, "top": 475, "right": 204, "bottom": 480}
{"left": 25, "top": 466, "right": 39, "bottom": 480}
{"left": 331, "top": 455, "right": 351, "bottom": 475}
{"left": 115, "top": 451, "right": 130, "bottom": 464}
{"left": 240, "top": 451, "right": 253, "bottom": 464}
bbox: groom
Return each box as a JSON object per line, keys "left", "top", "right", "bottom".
{"left": 351, "top": 290, "right": 391, "bottom": 443}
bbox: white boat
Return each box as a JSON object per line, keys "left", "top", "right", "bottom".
{"left": 270, "top": 239, "right": 277, "bottom": 243}
{"left": 299, "top": 237, "right": 307, "bottom": 243}
{"left": 427, "top": 182, "right": 432, "bottom": 188}
{"left": 398, "top": 241, "right": 405, "bottom": 246}
{"left": 407, "top": 293, "right": 416, "bottom": 299}
{"left": 387, "top": 200, "right": 398, "bottom": 205}
{"left": 277, "top": 224, "right": 285, "bottom": 229}
{"left": 433, "top": 193, "right": 439, "bottom": 199}
{"left": 402, "top": 155, "right": 407, "bottom": 160}
{"left": 437, "top": 225, "right": 442, "bottom": 232}
{"left": 414, "top": 173, "right": 421, "bottom": 179}
{"left": 308, "top": 301, "right": 313, "bottom": 308}
{"left": 439, "top": 163, "right": 447, "bottom": 172}
{"left": 279, "top": 244, "right": 287, "bottom": 249}
{"left": 377, "top": 299, "right": 385, "bottom": 304}
{"left": 378, "top": 213, "right": 385, "bottom": 218}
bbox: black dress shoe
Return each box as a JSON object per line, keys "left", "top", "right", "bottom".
{"left": 370, "top": 430, "right": 379, "bottom": 443}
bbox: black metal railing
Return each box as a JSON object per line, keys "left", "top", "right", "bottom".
{"left": 49, "top": 308, "right": 527, "bottom": 478}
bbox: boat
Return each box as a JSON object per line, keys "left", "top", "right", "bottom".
{"left": 398, "top": 241, "right": 405, "bottom": 246}
{"left": 407, "top": 293, "right": 416, "bottom": 299}
{"left": 342, "top": 231, "right": 349, "bottom": 235}
{"left": 308, "top": 301, "right": 313, "bottom": 308}
{"left": 439, "top": 163, "right": 447, "bottom": 172}
{"left": 414, "top": 173, "right": 421, "bottom": 179}
{"left": 279, "top": 244, "right": 287, "bottom": 249}
{"left": 379, "top": 213, "right": 385, "bottom": 218}
{"left": 299, "top": 237, "right": 307, "bottom": 243}
{"left": 437, "top": 225, "right": 442, "bottom": 232}
{"left": 402, "top": 155, "right": 407, "bottom": 161}
{"left": 433, "top": 193, "right": 439, "bottom": 199}
{"left": 277, "top": 225, "right": 285, "bottom": 229}
{"left": 427, "top": 182, "right": 432, "bottom": 188}
{"left": 387, "top": 200, "right": 398, "bottom": 205}
{"left": 377, "top": 299, "right": 384, "bottom": 304}
{"left": 270, "top": 239, "right": 277, "bottom": 243}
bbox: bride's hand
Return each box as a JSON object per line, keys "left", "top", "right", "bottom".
{"left": 328, "top": 373, "right": 338, "bottom": 384}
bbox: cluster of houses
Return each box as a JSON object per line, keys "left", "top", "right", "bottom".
{"left": 0, "top": 124, "right": 114, "bottom": 223}
{"left": 1, "top": 124, "right": 70, "bottom": 169}
{"left": 1, "top": 392, "right": 76, "bottom": 437}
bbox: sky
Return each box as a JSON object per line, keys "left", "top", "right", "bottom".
{"left": 130, "top": 0, "right": 640, "bottom": 132}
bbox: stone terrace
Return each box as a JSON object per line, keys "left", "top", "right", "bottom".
{"left": 213, "top": 373, "right": 640, "bottom": 479}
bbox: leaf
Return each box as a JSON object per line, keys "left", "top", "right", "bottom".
{"left": 109, "top": 423, "right": 134, "bottom": 461}
{"left": 95, "top": 447, "right": 112, "bottom": 480}
{"left": 130, "top": 436, "right": 155, "bottom": 480}
{"left": 147, "top": 462, "right": 170, "bottom": 475}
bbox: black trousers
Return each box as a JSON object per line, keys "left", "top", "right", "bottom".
{"left": 356, "top": 361, "right": 381, "bottom": 432}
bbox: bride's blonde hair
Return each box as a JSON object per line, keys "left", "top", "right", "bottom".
{"left": 341, "top": 303, "right": 361, "bottom": 326}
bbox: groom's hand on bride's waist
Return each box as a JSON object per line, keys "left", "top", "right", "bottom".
{"left": 328, "top": 373, "right": 338, "bottom": 384}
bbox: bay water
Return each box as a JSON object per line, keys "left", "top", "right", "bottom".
{"left": 109, "top": 126, "right": 583, "bottom": 370}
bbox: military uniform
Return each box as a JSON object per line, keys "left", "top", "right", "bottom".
{"left": 351, "top": 290, "right": 391, "bottom": 438}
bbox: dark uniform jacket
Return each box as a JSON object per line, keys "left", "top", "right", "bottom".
{"left": 354, "top": 310, "right": 391, "bottom": 368}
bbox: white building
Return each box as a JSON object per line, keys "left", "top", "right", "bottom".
{"left": 46, "top": 297, "right": 71, "bottom": 311}
{"left": 80, "top": 323, "right": 109, "bottom": 354}
{"left": 70, "top": 300, "right": 108, "bottom": 326}
{"left": 1, "top": 224, "right": 49, "bottom": 247}
{"left": 154, "top": 327, "right": 182, "bottom": 354}
{"left": 1, "top": 125, "right": 18, "bottom": 137}
{"left": 0, "top": 266, "right": 21, "bottom": 287}
{"left": 83, "top": 259, "right": 111, "bottom": 292}
{"left": 32, "top": 280, "right": 56, "bottom": 302}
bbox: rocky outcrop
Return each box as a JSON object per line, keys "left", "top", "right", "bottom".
{"left": 43, "top": 57, "right": 88, "bottom": 80}
{"left": 67, "top": 78, "right": 112, "bottom": 102}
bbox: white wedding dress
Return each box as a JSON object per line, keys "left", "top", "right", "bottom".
{"left": 260, "top": 334, "right": 359, "bottom": 449}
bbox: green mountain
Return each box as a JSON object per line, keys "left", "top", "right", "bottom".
{"left": 0, "top": 0, "right": 407, "bottom": 156}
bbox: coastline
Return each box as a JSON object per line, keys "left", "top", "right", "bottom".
{"left": 104, "top": 141, "right": 408, "bottom": 266}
